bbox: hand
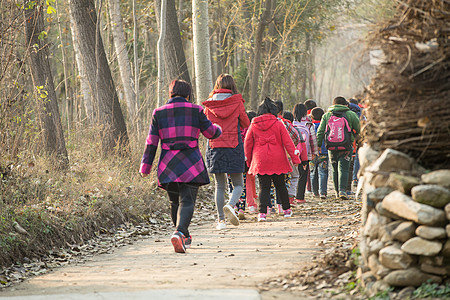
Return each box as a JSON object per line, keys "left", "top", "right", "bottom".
{"left": 140, "top": 173, "right": 148, "bottom": 178}
{"left": 303, "top": 164, "right": 307, "bottom": 170}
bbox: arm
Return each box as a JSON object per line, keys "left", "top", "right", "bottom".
{"left": 280, "top": 123, "right": 301, "bottom": 165}
{"left": 316, "top": 113, "right": 328, "bottom": 148}
{"left": 199, "top": 107, "right": 222, "bottom": 139}
{"left": 244, "top": 125, "right": 255, "bottom": 167}
{"left": 238, "top": 102, "right": 250, "bottom": 129}
{"left": 140, "top": 111, "right": 160, "bottom": 175}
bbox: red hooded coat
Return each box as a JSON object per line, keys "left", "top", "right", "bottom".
{"left": 202, "top": 90, "right": 250, "bottom": 148}
{"left": 244, "top": 114, "right": 301, "bottom": 176}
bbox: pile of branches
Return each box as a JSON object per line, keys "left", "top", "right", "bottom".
{"left": 363, "top": 0, "right": 450, "bottom": 169}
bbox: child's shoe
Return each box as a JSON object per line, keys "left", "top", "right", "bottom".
{"left": 320, "top": 194, "right": 327, "bottom": 199}
{"left": 277, "top": 204, "right": 283, "bottom": 214}
{"left": 339, "top": 192, "right": 348, "bottom": 200}
{"left": 170, "top": 231, "right": 186, "bottom": 253}
{"left": 216, "top": 219, "right": 227, "bottom": 230}
{"left": 223, "top": 204, "right": 240, "bottom": 226}
{"left": 248, "top": 206, "right": 257, "bottom": 214}
{"left": 258, "top": 213, "right": 267, "bottom": 222}
{"left": 295, "top": 198, "right": 306, "bottom": 204}
{"left": 283, "top": 209, "right": 293, "bottom": 218}
{"left": 289, "top": 197, "right": 296, "bottom": 206}
{"left": 184, "top": 235, "right": 192, "bottom": 249}
{"left": 266, "top": 206, "right": 271, "bottom": 215}
{"left": 238, "top": 209, "right": 245, "bottom": 220}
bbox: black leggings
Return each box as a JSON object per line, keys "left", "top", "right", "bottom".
{"left": 257, "top": 174, "right": 290, "bottom": 213}
{"left": 165, "top": 182, "right": 199, "bottom": 237}
{"left": 296, "top": 163, "right": 309, "bottom": 200}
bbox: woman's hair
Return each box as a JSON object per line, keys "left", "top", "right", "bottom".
{"left": 257, "top": 97, "right": 278, "bottom": 116}
{"left": 247, "top": 111, "right": 257, "bottom": 122}
{"left": 209, "top": 74, "right": 238, "bottom": 97}
{"left": 169, "top": 79, "right": 192, "bottom": 99}
{"left": 310, "top": 107, "right": 325, "bottom": 121}
{"left": 292, "top": 103, "right": 308, "bottom": 121}
{"left": 282, "top": 111, "right": 294, "bottom": 122}
{"left": 304, "top": 99, "right": 317, "bottom": 111}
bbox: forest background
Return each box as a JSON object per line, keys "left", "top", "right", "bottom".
{"left": 0, "top": 0, "right": 392, "bottom": 268}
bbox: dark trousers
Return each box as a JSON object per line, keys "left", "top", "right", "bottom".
{"left": 257, "top": 174, "right": 290, "bottom": 213}
{"left": 296, "top": 163, "right": 309, "bottom": 200}
{"left": 166, "top": 182, "right": 198, "bottom": 237}
{"left": 329, "top": 150, "right": 352, "bottom": 194}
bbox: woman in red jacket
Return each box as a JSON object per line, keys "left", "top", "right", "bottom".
{"left": 203, "top": 74, "right": 250, "bottom": 230}
{"left": 244, "top": 97, "right": 301, "bottom": 221}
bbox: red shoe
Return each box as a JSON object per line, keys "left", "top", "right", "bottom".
{"left": 289, "top": 197, "right": 296, "bottom": 206}
{"left": 295, "top": 199, "right": 306, "bottom": 204}
{"left": 171, "top": 231, "right": 186, "bottom": 253}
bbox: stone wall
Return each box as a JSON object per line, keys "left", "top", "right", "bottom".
{"left": 357, "top": 146, "right": 450, "bottom": 295}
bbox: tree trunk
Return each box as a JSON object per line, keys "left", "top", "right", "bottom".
{"left": 192, "top": 0, "right": 213, "bottom": 102}
{"left": 69, "top": 10, "right": 95, "bottom": 125}
{"left": 24, "top": 1, "right": 68, "bottom": 169}
{"left": 56, "top": 0, "right": 73, "bottom": 133}
{"left": 69, "top": 0, "right": 128, "bottom": 153}
{"left": 155, "top": 0, "right": 192, "bottom": 87}
{"left": 109, "top": 0, "right": 137, "bottom": 130}
{"left": 157, "top": 0, "right": 166, "bottom": 106}
{"left": 249, "top": 0, "right": 273, "bottom": 110}
{"left": 132, "top": 0, "right": 141, "bottom": 133}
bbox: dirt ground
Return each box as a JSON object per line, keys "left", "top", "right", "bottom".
{"left": 1, "top": 196, "right": 361, "bottom": 299}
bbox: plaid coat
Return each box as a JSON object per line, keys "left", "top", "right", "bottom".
{"left": 140, "top": 97, "right": 222, "bottom": 188}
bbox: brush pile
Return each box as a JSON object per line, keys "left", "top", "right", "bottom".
{"left": 363, "top": 0, "right": 450, "bottom": 169}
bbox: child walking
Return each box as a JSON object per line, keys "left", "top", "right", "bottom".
{"left": 140, "top": 79, "right": 221, "bottom": 253}
{"left": 310, "top": 107, "right": 329, "bottom": 199}
{"left": 244, "top": 97, "right": 300, "bottom": 221}
{"left": 292, "top": 103, "right": 319, "bottom": 204}
{"left": 203, "top": 74, "right": 250, "bottom": 230}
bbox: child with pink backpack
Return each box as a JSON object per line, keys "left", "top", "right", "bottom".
{"left": 292, "top": 103, "right": 319, "bottom": 204}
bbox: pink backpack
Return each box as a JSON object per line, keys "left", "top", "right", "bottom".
{"left": 325, "top": 111, "right": 352, "bottom": 150}
{"left": 293, "top": 120, "right": 311, "bottom": 156}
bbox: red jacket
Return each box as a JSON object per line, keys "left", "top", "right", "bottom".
{"left": 202, "top": 90, "right": 250, "bottom": 148}
{"left": 244, "top": 114, "right": 301, "bottom": 176}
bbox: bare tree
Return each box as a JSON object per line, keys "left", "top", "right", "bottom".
{"left": 69, "top": 0, "right": 128, "bottom": 153}
{"left": 108, "top": 0, "right": 138, "bottom": 131}
{"left": 249, "top": 0, "right": 273, "bottom": 110}
{"left": 192, "top": 0, "right": 213, "bottom": 102}
{"left": 155, "top": 0, "right": 192, "bottom": 86}
{"left": 24, "top": 0, "right": 68, "bottom": 169}
{"left": 157, "top": 0, "right": 167, "bottom": 106}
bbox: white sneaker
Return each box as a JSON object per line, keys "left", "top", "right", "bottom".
{"left": 248, "top": 206, "right": 257, "bottom": 214}
{"left": 223, "top": 204, "right": 240, "bottom": 226}
{"left": 216, "top": 220, "right": 226, "bottom": 230}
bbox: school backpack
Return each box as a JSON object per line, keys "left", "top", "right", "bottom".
{"left": 325, "top": 110, "right": 352, "bottom": 151}
{"left": 294, "top": 121, "right": 311, "bottom": 156}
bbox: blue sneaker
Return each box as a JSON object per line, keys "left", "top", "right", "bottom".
{"left": 170, "top": 231, "right": 186, "bottom": 253}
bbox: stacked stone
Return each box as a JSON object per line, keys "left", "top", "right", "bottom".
{"left": 357, "top": 146, "right": 450, "bottom": 293}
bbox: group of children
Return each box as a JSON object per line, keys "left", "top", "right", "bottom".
{"left": 139, "top": 75, "right": 362, "bottom": 253}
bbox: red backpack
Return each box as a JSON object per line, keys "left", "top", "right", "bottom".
{"left": 325, "top": 111, "right": 352, "bottom": 150}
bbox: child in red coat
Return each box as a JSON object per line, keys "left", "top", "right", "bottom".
{"left": 244, "top": 98, "right": 301, "bottom": 221}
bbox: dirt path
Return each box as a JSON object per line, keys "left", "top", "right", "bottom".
{"left": 1, "top": 197, "right": 360, "bottom": 299}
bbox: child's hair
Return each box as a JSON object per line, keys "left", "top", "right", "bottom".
{"left": 310, "top": 107, "right": 324, "bottom": 121}
{"left": 292, "top": 103, "right": 307, "bottom": 121}
{"left": 304, "top": 99, "right": 317, "bottom": 111}
{"left": 169, "top": 79, "right": 192, "bottom": 99}
{"left": 349, "top": 98, "right": 359, "bottom": 105}
{"left": 283, "top": 111, "right": 294, "bottom": 122}
{"left": 247, "top": 111, "right": 257, "bottom": 122}
{"left": 209, "top": 74, "right": 238, "bottom": 97}
{"left": 257, "top": 97, "right": 278, "bottom": 116}
{"left": 274, "top": 100, "right": 283, "bottom": 115}
{"left": 333, "top": 96, "right": 348, "bottom": 106}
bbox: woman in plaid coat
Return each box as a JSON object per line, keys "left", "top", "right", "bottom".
{"left": 140, "top": 79, "right": 221, "bottom": 253}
